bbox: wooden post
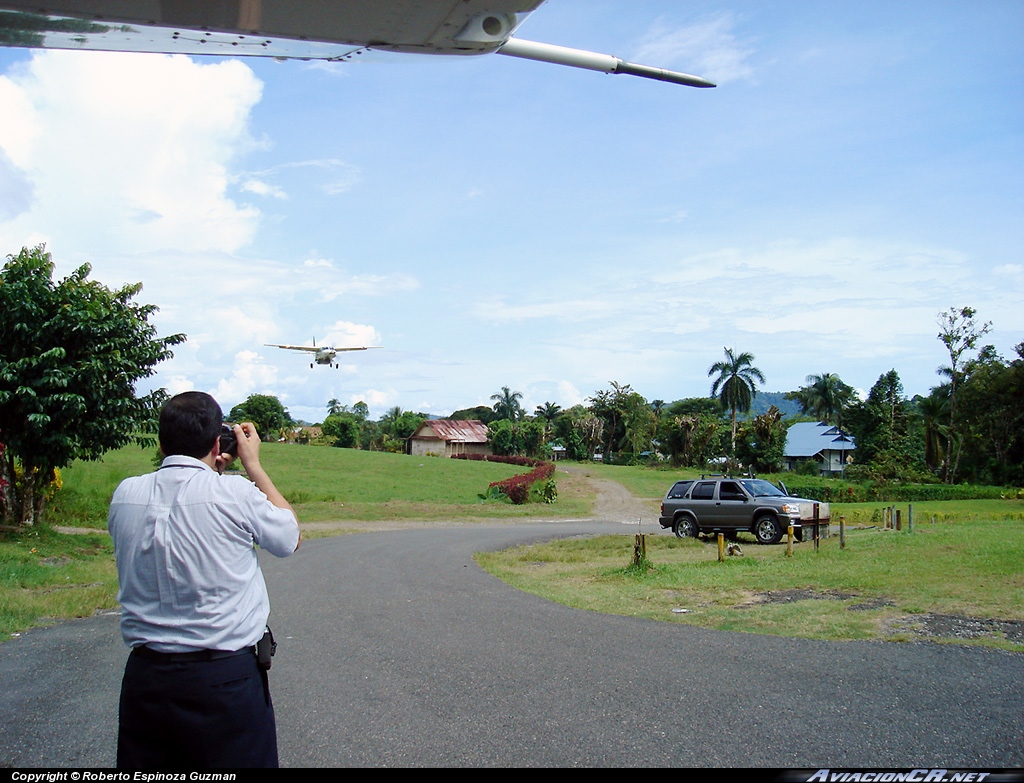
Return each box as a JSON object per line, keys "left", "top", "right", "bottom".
{"left": 787, "top": 525, "right": 794, "bottom": 557}
{"left": 717, "top": 533, "right": 725, "bottom": 562}
{"left": 896, "top": 509, "right": 902, "bottom": 531}
{"left": 632, "top": 534, "right": 646, "bottom": 568}
{"left": 840, "top": 515, "right": 846, "bottom": 549}
{"left": 908, "top": 504, "right": 914, "bottom": 533}
{"left": 813, "top": 504, "right": 820, "bottom": 551}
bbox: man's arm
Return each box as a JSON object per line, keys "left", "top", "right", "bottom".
{"left": 232, "top": 422, "right": 301, "bottom": 550}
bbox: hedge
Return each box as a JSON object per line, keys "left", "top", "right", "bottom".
{"left": 451, "top": 453, "right": 555, "bottom": 504}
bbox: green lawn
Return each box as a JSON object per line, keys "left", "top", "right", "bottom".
{"left": 476, "top": 514, "right": 1024, "bottom": 652}
{"left": 45, "top": 443, "right": 593, "bottom": 528}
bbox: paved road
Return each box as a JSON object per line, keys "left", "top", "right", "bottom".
{"left": 2, "top": 519, "right": 1022, "bottom": 768}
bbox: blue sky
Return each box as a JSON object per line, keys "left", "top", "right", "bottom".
{"left": 1, "top": 1, "right": 1022, "bottom": 424}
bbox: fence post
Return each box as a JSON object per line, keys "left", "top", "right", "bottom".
{"left": 632, "top": 534, "right": 646, "bottom": 568}
{"left": 908, "top": 504, "right": 914, "bottom": 533}
{"left": 840, "top": 515, "right": 846, "bottom": 549}
{"left": 787, "top": 525, "right": 794, "bottom": 557}
{"left": 717, "top": 533, "right": 725, "bottom": 562}
{"left": 896, "top": 509, "right": 902, "bottom": 531}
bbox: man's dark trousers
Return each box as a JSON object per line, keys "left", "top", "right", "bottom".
{"left": 117, "top": 647, "right": 278, "bottom": 768}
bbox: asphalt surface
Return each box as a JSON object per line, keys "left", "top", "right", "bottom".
{"left": 2, "top": 519, "right": 1022, "bottom": 768}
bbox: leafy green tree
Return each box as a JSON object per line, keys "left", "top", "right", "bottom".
{"left": 736, "top": 405, "right": 788, "bottom": 473}
{"left": 490, "top": 386, "right": 524, "bottom": 422}
{"left": 449, "top": 405, "right": 497, "bottom": 424}
{"left": 588, "top": 381, "right": 653, "bottom": 461}
{"left": 657, "top": 412, "right": 722, "bottom": 467}
{"left": 553, "top": 405, "right": 603, "bottom": 461}
{"left": 936, "top": 306, "right": 991, "bottom": 482}
{"left": 950, "top": 343, "right": 1024, "bottom": 484}
{"left": 229, "top": 394, "right": 293, "bottom": 441}
{"left": 321, "top": 412, "right": 360, "bottom": 448}
{"left": 0, "top": 245, "right": 184, "bottom": 525}
{"left": 708, "top": 348, "right": 766, "bottom": 454}
{"left": 377, "top": 406, "right": 427, "bottom": 451}
{"left": 487, "top": 418, "right": 549, "bottom": 458}
{"left": 845, "top": 370, "right": 923, "bottom": 481}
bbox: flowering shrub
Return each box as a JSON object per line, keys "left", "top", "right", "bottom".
{"left": 453, "top": 453, "right": 555, "bottom": 505}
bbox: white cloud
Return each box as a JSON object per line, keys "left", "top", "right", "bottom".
{"left": 320, "top": 321, "right": 381, "bottom": 348}
{"left": 632, "top": 13, "right": 755, "bottom": 85}
{"left": 241, "top": 178, "right": 288, "bottom": 199}
{"left": 208, "top": 350, "right": 281, "bottom": 408}
{"left": 0, "top": 50, "right": 263, "bottom": 256}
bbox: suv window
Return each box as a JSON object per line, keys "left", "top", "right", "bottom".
{"left": 667, "top": 480, "right": 694, "bottom": 499}
{"left": 719, "top": 481, "right": 746, "bottom": 501}
{"left": 691, "top": 482, "right": 715, "bottom": 500}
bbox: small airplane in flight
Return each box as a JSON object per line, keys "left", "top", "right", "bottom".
{"left": 265, "top": 340, "right": 380, "bottom": 369}
{"left": 0, "top": 1, "right": 715, "bottom": 88}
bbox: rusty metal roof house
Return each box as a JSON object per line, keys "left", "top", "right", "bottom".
{"left": 406, "top": 419, "right": 491, "bottom": 457}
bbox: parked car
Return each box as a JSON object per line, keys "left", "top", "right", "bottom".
{"left": 658, "top": 477, "right": 829, "bottom": 544}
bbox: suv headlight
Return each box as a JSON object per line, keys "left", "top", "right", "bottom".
{"left": 781, "top": 503, "right": 802, "bottom": 516}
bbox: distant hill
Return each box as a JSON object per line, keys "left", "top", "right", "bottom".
{"left": 747, "top": 391, "right": 802, "bottom": 419}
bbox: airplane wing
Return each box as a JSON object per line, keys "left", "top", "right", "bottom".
{"left": 0, "top": 1, "right": 714, "bottom": 87}
{"left": 265, "top": 343, "right": 318, "bottom": 353}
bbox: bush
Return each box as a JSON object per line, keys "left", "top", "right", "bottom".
{"left": 452, "top": 454, "right": 556, "bottom": 505}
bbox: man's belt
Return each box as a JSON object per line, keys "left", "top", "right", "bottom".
{"left": 132, "top": 645, "right": 254, "bottom": 663}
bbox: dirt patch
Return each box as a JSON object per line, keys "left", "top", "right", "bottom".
{"left": 734, "top": 589, "right": 1022, "bottom": 647}
{"left": 886, "top": 613, "right": 1024, "bottom": 645}
{"left": 557, "top": 466, "right": 660, "bottom": 525}
{"left": 732, "top": 588, "right": 889, "bottom": 609}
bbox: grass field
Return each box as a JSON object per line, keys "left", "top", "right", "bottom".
{"left": 475, "top": 515, "right": 1024, "bottom": 652}
{"left": 45, "top": 443, "right": 593, "bottom": 528}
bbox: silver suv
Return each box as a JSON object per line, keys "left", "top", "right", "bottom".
{"left": 658, "top": 477, "right": 829, "bottom": 545}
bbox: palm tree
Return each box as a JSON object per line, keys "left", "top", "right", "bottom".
{"left": 490, "top": 386, "right": 524, "bottom": 422}
{"left": 708, "top": 348, "right": 766, "bottom": 453}
{"left": 534, "top": 401, "right": 562, "bottom": 423}
{"left": 797, "top": 372, "right": 855, "bottom": 430}
{"left": 917, "top": 388, "right": 949, "bottom": 474}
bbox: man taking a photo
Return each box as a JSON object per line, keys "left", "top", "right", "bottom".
{"left": 108, "top": 391, "right": 301, "bottom": 768}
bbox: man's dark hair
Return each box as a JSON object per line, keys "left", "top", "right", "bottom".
{"left": 159, "top": 391, "right": 223, "bottom": 459}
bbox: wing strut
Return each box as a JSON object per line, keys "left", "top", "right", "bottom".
{"left": 497, "top": 38, "right": 715, "bottom": 88}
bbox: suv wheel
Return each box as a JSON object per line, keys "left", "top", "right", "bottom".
{"left": 753, "top": 514, "right": 784, "bottom": 545}
{"left": 674, "top": 515, "right": 698, "bottom": 539}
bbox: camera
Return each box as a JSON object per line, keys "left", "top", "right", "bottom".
{"left": 219, "top": 424, "right": 238, "bottom": 457}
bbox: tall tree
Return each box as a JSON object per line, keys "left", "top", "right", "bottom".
{"left": 0, "top": 245, "right": 184, "bottom": 525}
{"left": 490, "top": 386, "right": 524, "bottom": 422}
{"left": 915, "top": 388, "right": 949, "bottom": 475}
{"left": 708, "top": 348, "right": 766, "bottom": 453}
{"left": 936, "top": 306, "right": 992, "bottom": 483}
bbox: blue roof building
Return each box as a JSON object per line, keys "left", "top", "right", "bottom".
{"left": 783, "top": 422, "right": 856, "bottom": 476}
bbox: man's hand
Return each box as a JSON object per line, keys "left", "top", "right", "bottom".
{"left": 231, "top": 422, "right": 299, "bottom": 546}
{"left": 233, "top": 421, "right": 262, "bottom": 471}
